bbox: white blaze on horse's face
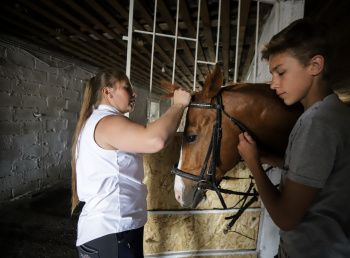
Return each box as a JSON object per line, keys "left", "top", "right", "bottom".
{"left": 174, "top": 147, "right": 197, "bottom": 207}
{"left": 174, "top": 175, "right": 185, "bottom": 206}
{"left": 174, "top": 175, "right": 197, "bottom": 207}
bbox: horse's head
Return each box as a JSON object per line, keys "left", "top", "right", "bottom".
{"left": 173, "top": 64, "right": 241, "bottom": 208}
{"left": 172, "top": 64, "right": 302, "bottom": 208}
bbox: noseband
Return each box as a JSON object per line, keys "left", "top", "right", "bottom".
{"left": 171, "top": 92, "right": 260, "bottom": 233}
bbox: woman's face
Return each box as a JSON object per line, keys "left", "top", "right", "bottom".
{"left": 108, "top": 80, "right": 136, "bottom": 113}
{"left": 269, "top": 52, "right": 313, "bottom": 106}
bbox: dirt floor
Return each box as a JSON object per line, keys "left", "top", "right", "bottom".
{"left": 0, "top": 183, "right": 79, "bottom": 258}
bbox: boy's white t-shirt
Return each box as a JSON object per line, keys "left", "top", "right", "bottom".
{"left": 75, "top": 104, "right": 147, "bottom": 246}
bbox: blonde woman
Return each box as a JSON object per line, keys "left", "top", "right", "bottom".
{"left": 71, "top": 69, "right": 191, "bottom": 258}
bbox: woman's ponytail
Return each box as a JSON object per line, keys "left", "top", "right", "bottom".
{"left": 70, "top": 78, "right": 97, "bottom": 214}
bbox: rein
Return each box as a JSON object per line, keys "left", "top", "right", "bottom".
{"left": 171, "top": 92, "right": 260, "bottom": 233}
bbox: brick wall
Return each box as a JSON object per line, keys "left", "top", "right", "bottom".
{"left": 0, "top": 37, "right": 168, "bottom": 203}
{"left": 0, "top": 39, "right": 96, "bottom": 201}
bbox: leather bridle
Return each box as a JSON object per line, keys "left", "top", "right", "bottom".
{"left": 171, "top": 92, "right": 260, "bottom": 233}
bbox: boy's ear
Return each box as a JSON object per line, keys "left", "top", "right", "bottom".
{"left": 308, "top": 55, "right": 325, "bottom": 76}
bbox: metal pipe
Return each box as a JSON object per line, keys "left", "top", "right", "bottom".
{"left": 254, "top": 0, "right": 260, "bottom": 83}
{"left": 149, "top": 0, "right": 158, "bottom": 94}
{"left": 126, "top": 0, "right": 134, "bottom": 77}
{"left": 134, "top": 30, "right": 196, "bottom": 42}
{"left": 193, "top": 0, "right": 202, "bottom": 91}
{"left": 197, "top": 60, "right": 216, "bottom": 65}
{"left": 215, "top": 0, "right": 222, "bottom": 63}
{"left": 172, "top": 0, "right": 180, "bottom": 84}
{"left": 234, "top": 0, "right": 241, "bottom": 83}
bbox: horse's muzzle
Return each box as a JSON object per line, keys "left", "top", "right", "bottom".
{"left": 191, "top": 186, "right": 207, "bottom": 208}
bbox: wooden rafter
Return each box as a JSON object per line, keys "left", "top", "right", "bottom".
{"left": 236, "top": 0, "right": 252, "bottom": 81}
{"left": 221, "top": 0, "right": 230, "bottom": 82}
{"left": 201, "top": 0, "right": 216, "bottom": 62}
{"left": 106, "top": 0, "right": 192, "bottom": 87}
{"left": 134, "top": 0, "right": 198, "bottom": 86}
{"left": 179, "top": 0, "right": 209, "bottom": 74}
{"left": 157, "top": 0, "right": 206, "bottom": 82}
{"left": 0, "top": 0, "right": 274, "bottom": 92}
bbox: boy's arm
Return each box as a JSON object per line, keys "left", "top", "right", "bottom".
{"left": 238, "top": 132, "right": 320, "bottom": 231}
{"left": 246, "top": 161, "right": 319, "bottom": 231}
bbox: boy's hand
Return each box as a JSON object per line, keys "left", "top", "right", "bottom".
{"left": 237, "top": 132, "right": 260, "bottom": 168}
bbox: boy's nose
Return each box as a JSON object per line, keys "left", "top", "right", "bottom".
{"left": 270, "top": 78, "right": 279, "bottom": 90}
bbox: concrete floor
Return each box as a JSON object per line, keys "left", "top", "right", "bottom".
{"left": 0, "top": 183, "right": 78, "bottom": 258}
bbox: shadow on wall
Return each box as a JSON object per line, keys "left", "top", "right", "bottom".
{"left": 305, "top": 0, "right": 350, "bottom": 103}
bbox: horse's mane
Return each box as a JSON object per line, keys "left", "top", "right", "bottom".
{"left": 221, "top": 82, "right": 270, "bottom": 92}
{"left": 219, "top": 82, "right": 275, "bottom": 100}
{"left": 219, "top": 82, "right": 303, "bottom": 113}
{"left": 192, "top": 82, "right": 274, "bottom": 103}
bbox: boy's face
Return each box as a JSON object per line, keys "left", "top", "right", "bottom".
{"left": 269, "top": 52, "right": 313, "bottom": 106}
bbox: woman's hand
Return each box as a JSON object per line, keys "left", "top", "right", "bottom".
{"left": 237, "top": 132, "right": 260, "bottom": 168}
{"left": 173, "top": 88, "right": 191, "bottom": 107}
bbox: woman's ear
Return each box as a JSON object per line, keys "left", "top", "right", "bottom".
{"left": 101, "top": 86, "right": 112, "bottom": 98}
{"left": 308, "top": 55, "right": 325, "bottom": 76}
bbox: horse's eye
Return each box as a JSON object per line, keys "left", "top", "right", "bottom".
{"left": 185, "top": 134, "right": 197, "bottom": 143}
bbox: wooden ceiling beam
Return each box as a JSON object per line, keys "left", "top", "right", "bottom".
{"left": 179, "top": 0, "right": 209, "bottom": 74}
{"left": 67, "top": 0, "right": 188, "bottom": 89}
{"left": 30, "top": 0, "right": 170, "bottom": 89}
{"left": 236, "top": 0, "right": 252, "bottom": 82}
{"left": 18, "top": 0, "right": 122, "bottom": 63}
{"left": 1, "top": 6, "right": 115, "bottom": 66}
{"left": 0, "top": 0, "right": 275, "bottom": 93}
{"left": 0, "top": 15, "right": 110, "bottom": 68}
{"left": 222, "top": 0, "right": 230, "bottom": 83}
{"left": 201, "top": 0, "right": 216, "bottom": 62}
{"left": 107, "top": 0, "right": 192, "bottom": 87}
{"left": 1, "top": 16, "right": 163, "bottom": 93}
{"left": 4, "top": 5, "right": 167, "bottom": 92}
{"left": 134, "top": 0, "right": 198, "bottom": 86}
{"left": 89, "top": 0, "right": 190, "bottom": 88}
{"left": 157, "top": 0, "right": 206, "bottom": 82}
{"left": 58, "top": 0, "right": 126, "bottom": 54}
{"left": 134, "top": 0, "right": 194, "bottom": 81}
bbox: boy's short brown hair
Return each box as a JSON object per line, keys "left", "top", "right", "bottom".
{"left": 261, "top": 18, "right": 331, "bottom": 81}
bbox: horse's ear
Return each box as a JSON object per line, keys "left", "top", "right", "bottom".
{"left": 198, "top": 63, "right": 223, "bottom": 100}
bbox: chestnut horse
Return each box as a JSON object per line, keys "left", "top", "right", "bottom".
{"left": 172, "top": 64, "right": 302, "bottom": 211}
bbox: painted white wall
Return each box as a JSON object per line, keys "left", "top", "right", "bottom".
{"left": 243, "top": 1, "right": 305, "bottom": 258}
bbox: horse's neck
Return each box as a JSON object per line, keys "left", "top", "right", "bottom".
{"left": 222, "top": 87, "right": 293, "bottom": 156}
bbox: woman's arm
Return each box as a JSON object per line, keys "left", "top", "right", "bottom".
{"left": 95, "top": 88, "right": 191, "bottom": 153}
{"left": 238, "top": 132, "right": 319, "bottom": 231}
